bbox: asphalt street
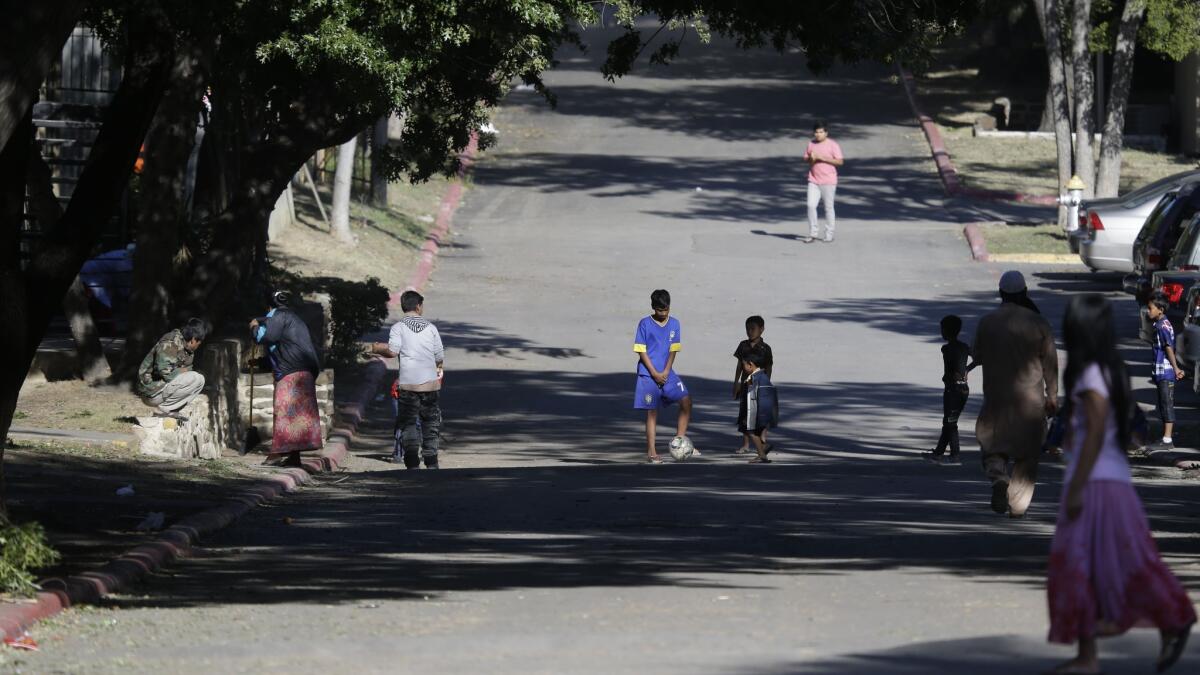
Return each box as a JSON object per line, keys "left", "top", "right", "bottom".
{"left": 23, "top": 29, "right": 1200, "bottom": 675}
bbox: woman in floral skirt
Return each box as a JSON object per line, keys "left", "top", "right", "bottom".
{"left": 250, "top": 291, "right": 323, "bottom": 467}
{"left": 1046, "top": 294, "right": 1195, "bottom": 674}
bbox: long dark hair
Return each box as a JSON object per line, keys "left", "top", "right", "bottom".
{"left": 1061, "top": 294, "right": 1132, "bottom": 450}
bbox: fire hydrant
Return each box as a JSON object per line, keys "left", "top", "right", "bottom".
{"left": 1058, "top": 175, "right": 1086, "bottom": 233}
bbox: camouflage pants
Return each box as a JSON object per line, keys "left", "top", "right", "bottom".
{"left": 393, "top": 390, "right": 442, "bottom": 468}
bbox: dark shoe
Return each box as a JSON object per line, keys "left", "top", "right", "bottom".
{"left": 1158, "top": 621, "right": 1193, "bottom": 672}
{"left": 279, "top": 452, "right": 303, "bottom": 468}
{"left": 423, "top": 457, "right": 439, "bottom": 470}
{"left": 944, "top": 454, "right": 962, "bottom": 465}
{"left": 991, "top": 481, "right": 1010, "bottom": 514}
{"left": 403, "top": 451, "right": 421, "bottom": 470}
{"left": 1149, "top": 441, "right": 1176, "bottom": 452}
{"left": 922, "top": 451, "right": 946, "bottom": 464}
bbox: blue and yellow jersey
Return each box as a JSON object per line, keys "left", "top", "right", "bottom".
{"left": 633, "top": 315, "right": 681, "bottom": 375}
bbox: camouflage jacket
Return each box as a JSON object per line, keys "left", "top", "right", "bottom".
{"left": 136, "top": 329, "right": 194, "bottom": 398}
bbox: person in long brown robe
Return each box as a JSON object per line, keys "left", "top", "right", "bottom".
{"left": 973, "top": 271, "right": 1058, "bottom": 517}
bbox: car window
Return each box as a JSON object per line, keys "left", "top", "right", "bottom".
{"left": 1170, "top": 214, "right": 1200, "bottom": 268}
{"left": 1141, "top": 192, "right": 1179, "bottom": 241}
{"left": 1123, "top": 172, "right": 1200, "bottom": 208}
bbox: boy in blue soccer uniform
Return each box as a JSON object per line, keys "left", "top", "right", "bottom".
{"left": 633, "top": 289, "right": 694, "bottom": 463}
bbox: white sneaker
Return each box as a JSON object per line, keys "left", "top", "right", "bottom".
{"left": 690, "top": 447, "right": 701, "bottom": 457}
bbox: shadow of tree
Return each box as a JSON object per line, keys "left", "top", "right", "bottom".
{"left": 475, "top": 152, "right": 945, "bottom": 226}
{"left": 90, "top": 360, "right": 1200, "bottom": 612}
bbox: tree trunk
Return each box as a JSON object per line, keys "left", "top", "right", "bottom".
{"left": 0, "top": 109, "right": 33, "bottom": 523}
{"left": 1033, "top": 0, "right": 1074, "bottom": 226}
{"left": 63, "top": 275, "right": 112, "bottom": 382}
{"left": 1070, "top": 0, "right": 1096, "bottom": 198}
{"left": 1095, "top": 0, "right": 1148, "bottom": 198}
{"left": 122, "top": 46, "right": 205, "bottom": 378}
{"left": 331, "top": 136, "right": 357, "bottom": 244}
{"left": 369, "top": 116, "right": 389, "bottom": 207}
{"left": 0, "top": 0, "right": 88, "bottom": 155}
{"left": 27, "top": 150, "right": 112, "bottom": 382}
{"left": 0, "top": 9, "right": 175, "bottom": 506}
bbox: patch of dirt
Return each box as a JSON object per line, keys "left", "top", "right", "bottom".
{"left": 13, "top": 380, "right": 145, "bottom": 434}
{"left": 270, "top": 178, "right": 452, "bottom": 292}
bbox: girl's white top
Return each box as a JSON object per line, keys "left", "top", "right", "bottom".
{"left": 1065, "top": 362, "right": 1132, "bottom": 484}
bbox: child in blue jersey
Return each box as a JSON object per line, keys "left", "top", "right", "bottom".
{"left": 633, "top": 289, "right": 694, "bottom": 463}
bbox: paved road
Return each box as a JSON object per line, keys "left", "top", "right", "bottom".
{"left": 24, "top": 30, "right": 1200, "bottom": 674}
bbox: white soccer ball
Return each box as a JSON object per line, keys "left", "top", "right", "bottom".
{"left": 669, "top": 435, "right": 694, "bottom": 461}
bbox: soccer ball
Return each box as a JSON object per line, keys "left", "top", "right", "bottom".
{"left": 669, "top": 435, "right": 694, "bottom": 461}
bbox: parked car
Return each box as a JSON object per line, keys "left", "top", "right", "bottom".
{"left": 1177, "top": 283, "right": 1200, "bottom": 378}
{"left": 78, "top": 245, "right": 134, "bottom": 335}
{"left": 1123, "top": 184, "right": 1200, "bottom": 299}
{"left": 1144, "top": 212, "right": 1200, "bottom": 346}
{"left": 1072, "top": 169, "right": 1200, "bottom": 272}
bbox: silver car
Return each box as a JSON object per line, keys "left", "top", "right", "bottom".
{"left": 1072, "top": 170, "right": 1200, "bottom": 273}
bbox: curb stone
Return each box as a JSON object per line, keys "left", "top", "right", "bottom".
{"left": 896, "top": 65, "right": 1059, "bottom": 262}
{"left": 0, "top": 358, "right": 387, "bottom": 643}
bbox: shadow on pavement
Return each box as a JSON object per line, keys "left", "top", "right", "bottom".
{"left": 737, "top": 634, "right": 1196, "bottom": 675}
{"left": 475, "top": 152, "right": 945, "bottom": 226}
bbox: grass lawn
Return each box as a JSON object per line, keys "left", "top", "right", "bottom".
{"left": 14, "top": 380, "right": 145, "bottom": 434}
{"left": 976, "top": 223, "right": 1070, "bottom": 255}
{"left": 911, "top": 45, "right": 1199, "bottom": 198}
{"left": 269, "top": 176, "right": 453, "bottom": 293}
{"left": 940, "top": 131, "right": 1198, "bottom": 197}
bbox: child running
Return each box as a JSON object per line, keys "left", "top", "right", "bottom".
{"left": 1147, "top": 292, "right": 1185, "bottom": 450}
{"left": 633, "top": 289, "right": 695, "bottom": 463}
{"left": 733, "top": 315, "right": 773, "bottom": 454}
{"left": 923, "top": 315, "right": 972, "bottom": 465}
{"left": 738, "top": 350, "right": 778, "bottom": 463}
{"left": 1045, "top": 294, "right": 1194, "bottom": 674}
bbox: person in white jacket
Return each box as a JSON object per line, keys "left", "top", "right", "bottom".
{"left": 368, "top": 290, "right": 445, "bottom": 469}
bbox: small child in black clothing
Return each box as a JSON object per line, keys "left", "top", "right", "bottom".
{"left": 924, "top": 315, "right": 973, "bottom": 465}
{"left": 738, "top": 350, "right": 778, "bottom": 463}
{"left": 733, "top": 315, "right": 774, "bottom": 454}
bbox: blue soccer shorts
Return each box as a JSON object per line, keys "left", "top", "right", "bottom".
{"left": 633, "top": 372, "right": 689, "bottom": 410}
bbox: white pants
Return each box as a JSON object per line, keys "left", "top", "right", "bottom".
{"left": 143, "top": 370, "right": 205, "bottom": 412}
{"left": 807, "top": 182, "right": 837, "bottom": 238}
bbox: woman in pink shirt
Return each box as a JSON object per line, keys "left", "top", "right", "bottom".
{"left": 802, "top": 120, "right": 843, "bottom": 243}
{"left": 1046, "top": 294, "right": 1194, "bottom": 674}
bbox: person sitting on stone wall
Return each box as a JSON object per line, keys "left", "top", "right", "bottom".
{"left": 135, "top": 318, "right": 208, "bottom": 421}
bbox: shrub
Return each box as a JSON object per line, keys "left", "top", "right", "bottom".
{"left": 267, "top": 266, "right": 390, "bottom": 366}
{"left": 0, "top": 522, "right": 61, "bottom": 596}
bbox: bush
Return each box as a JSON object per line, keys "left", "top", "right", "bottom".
{"left": 0, "top": 522, "right": 61, "bottom": 596}
{"left": 268, "top": 266, "right": 390, "bottom": 366}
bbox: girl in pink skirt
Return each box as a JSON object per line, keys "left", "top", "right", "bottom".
{"left": 1046, "top": 295, "right": 1195, "bottom": 674}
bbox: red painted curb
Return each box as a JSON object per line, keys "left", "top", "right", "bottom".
{"left": 0, "top": 359, "right": 388, "bottom": 641}
{"left": 389, "top": 133, "right": 480, "bottom": 309}
{"left": 896, "top": 65, "right": 1058, "bottom": 210}
{"left": 963, "top": 223, "right": 991, "bottom": 262}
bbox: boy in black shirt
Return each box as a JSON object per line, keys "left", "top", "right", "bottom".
{"left": 733, "top": 315, "right": 774, "bottom": 454}
{"left": 924, "top": 315, "right": 972, "bottom": 465}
